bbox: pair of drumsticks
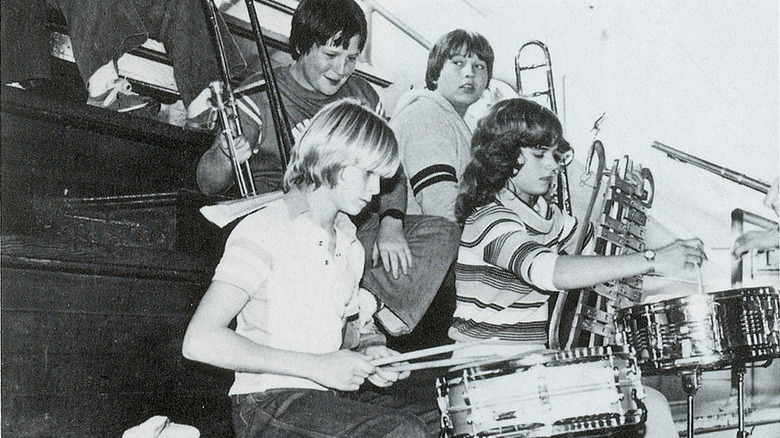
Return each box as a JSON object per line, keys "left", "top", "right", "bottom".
{"left": 370, "top": 339, "right": 501, "bottom": 372}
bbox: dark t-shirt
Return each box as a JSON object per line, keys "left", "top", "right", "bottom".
{"left": 234, "top": 65, "right": 383, "bottom": 192}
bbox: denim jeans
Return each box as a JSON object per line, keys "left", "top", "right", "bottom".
{"left": 356, "top": 214, "right": 460, "bottom": 335}
{"left": 231, "top": 389, "right": 437, "bottom": 438}
{"left": 46, "top": 0, "right": 246, "bottom": 106}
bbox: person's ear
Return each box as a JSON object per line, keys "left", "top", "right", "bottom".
{"left": 511, "top": 155, "right": 525, "bottom": 176}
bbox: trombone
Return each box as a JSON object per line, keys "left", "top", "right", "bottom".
{"left": 516, "top": 40, "right": 570, "bottom": 215}
{"left": 203, "top": 0, "right": 294, "bottom": 198}
{"left": 203, "top": 0, "right": 256, "bottom": 197}
{"left": 515, "top": 40, "right": 558, "bottom": 114}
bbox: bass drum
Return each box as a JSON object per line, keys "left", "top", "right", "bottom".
{"left": 436, "top": 346, "right": 646, "bottom": 438}
{"left": 711, "top": 286, "right": 780, "bottom": 363}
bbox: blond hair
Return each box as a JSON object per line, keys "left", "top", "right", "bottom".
{"left": 283, "top": 99, "right": 399, "bottom": 190}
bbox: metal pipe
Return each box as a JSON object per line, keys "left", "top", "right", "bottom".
{"left": 652, "top": 141, "right": 771, "bottom": 194}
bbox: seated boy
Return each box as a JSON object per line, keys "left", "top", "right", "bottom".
{"left": 451, "top": 98, "right": 707, "bottom": 437}
{"left": 182, "top": 99, "right": 434, "bottom": 437}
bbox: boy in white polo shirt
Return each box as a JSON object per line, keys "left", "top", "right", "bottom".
{"left": 183, "top": 99, "right": 433, "bottom": 437}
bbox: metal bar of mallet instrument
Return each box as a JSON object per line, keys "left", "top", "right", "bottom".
{"left": 651, "top": 141, "right": 770, "bottom": 194}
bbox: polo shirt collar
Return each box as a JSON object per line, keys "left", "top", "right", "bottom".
{"left": 281, "top": 187, "right": 357, "bottom": 237}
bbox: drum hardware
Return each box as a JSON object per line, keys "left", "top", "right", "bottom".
{"left": 730, "top": 210, "right": 779, "bottom": 438}
{"left": 680, "top": 369, "right": 703, "bottom": 438}
{"left": 616, "top": 286, "right": 779, "bottom": 437}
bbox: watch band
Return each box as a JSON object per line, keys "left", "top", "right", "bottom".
{"left": 379, "top": 208, "right": 405, "bottom": 221}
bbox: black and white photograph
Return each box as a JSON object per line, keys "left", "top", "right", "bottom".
{"left": 1, "top": 1, "right": 778, "bottom": 437}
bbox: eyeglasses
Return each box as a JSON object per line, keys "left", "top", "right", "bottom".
{"left": 529, "top": 146, "right": 574, "bottom": 167}
{"left": 555, "top": 149, "right": 574, "bottom": 167}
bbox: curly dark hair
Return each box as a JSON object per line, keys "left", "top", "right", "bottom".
{"left": 455, "top": 98, "right": 571, "bottom": 223}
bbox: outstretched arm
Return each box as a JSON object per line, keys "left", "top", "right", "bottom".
{"left": 182, "top": 281, "right": 376, "bottom": 391}
{"left": 551, "top": 238, "right": 706, "bottom": 290}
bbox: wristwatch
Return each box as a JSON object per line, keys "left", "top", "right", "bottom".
{"left": 643, "top": 249, "right": 656, "bottom": 273}
{"left": 380, "top": 208, "right": 405, "bottom": 221}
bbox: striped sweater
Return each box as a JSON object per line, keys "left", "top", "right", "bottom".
{"left": 449, "top": 188, "right": 582, "bottom": 346}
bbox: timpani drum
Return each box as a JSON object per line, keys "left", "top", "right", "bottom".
{"left": 436, "top": 346, "right": 646, "bottom": 438}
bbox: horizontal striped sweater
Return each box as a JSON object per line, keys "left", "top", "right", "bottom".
{"left": 450, "top": 189, "right": 584, "bottom": 346}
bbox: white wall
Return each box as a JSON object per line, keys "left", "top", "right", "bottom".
{"left": 372, "top": 0, "right": 779, "bottom": 289}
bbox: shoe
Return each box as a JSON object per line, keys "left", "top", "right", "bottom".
{"left": 184, "top": 107, "right": 218, "bottom": 133}
{"left": 86, "top": 78, "right": 152, "bottom": 113}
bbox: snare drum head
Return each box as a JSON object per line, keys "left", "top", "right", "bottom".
{"left": 437, "top": 346, "right": 646, "bottom": 438}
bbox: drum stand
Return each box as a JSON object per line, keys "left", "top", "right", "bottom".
{"left": 733, "top": 362, "right": 750, "bottom": 438}
{"left": 680, "top": 369, "right": 702, "bottom": 438}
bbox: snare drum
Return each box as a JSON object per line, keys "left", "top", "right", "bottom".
{"left": 615, "top": 294, "right": 728, "bottom": 373}
{"left": 436, "top": 346, "right": 646, "bottom": 438}
{"left": 711, "top": 286, "right": 780, "bottom": 363}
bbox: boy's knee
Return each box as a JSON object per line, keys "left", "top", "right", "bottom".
{"left": 410, "top": 215, "right": 461, "bottom": 256}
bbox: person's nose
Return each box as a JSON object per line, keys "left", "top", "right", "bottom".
{"left": 332, "top": 57, "right": 349, "bottom": 76}
{"left": 367, "top": 173, "right": 381, "bottom": 195}
{"left": 463, "top": 62, "right": 475, "bottom": 78}
{"left": 544, "top": 153, "right": 558, "bottom": 170}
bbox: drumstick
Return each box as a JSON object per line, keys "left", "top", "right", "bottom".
{"left": 379, "top": 356, "right": 500, "bottom": 372}
{"left": 646, "top": 273, "right": 719, "bottom": 288}
{"left": 697, "top": 266, "right": 705, "bottom": 294}
{"left": 370, "top": 339, "right": 491, "bottom": 367}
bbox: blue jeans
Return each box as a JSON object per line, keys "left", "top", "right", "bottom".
{"left": 356, "top": 214, "right": 460, "bottom": 335}
{"left": 231, "top": 389, "right": 437, "bottom": 438}
{"left": 46, "top": 0, "right": 246, "bottom": 106}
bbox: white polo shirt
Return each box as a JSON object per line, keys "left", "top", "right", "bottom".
{"left": 212, "top": 189, "right": 365, "bottom": 394}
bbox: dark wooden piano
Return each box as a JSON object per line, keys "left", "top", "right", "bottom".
{"left": 1, "top": 82, "right": 236, "bottom": 436}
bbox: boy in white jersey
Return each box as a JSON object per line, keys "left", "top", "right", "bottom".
{"left": 183, "top": 100, "right": 434, "bottom": 437}
{"left": 452, "top": 98, "right": 707, "bottom": 437}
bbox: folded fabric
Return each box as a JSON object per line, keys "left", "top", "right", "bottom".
{"left": 122, "top": 416, "right": 200, "bottom": 438}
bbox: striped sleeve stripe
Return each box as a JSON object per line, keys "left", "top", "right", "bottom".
{"left": 409, "top": 165, "right": 457, "bottom": 196}
{"left": 461, "top": 218, "right": 522, "bottom": 248}
{"left": 451, "top": 318, "right": 548, "bottom": 342}
{"left": 237, "top": 95, "right": 264, "bottom": 128}
{"left": 374, "top": 100, "right": 386, "bottom": 118}
{"left": 456, "top": 295, "right": 545, "bottom": 310}
{"left": 456, "top": 263, "right": 529, "bottom": 290}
